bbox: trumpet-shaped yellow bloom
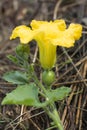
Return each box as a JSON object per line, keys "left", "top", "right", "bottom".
{"left": 10, "top": 20, "right": 82, "bottom": 69}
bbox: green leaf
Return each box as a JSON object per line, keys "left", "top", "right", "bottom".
{"left": 2, "top": 83, "right": 41, "bottom": 107}
{"left": 47, "top": 87, "right": 71, "bottom": 102}
{"left": 7, "top": 55, "right": 18, "bottom": 64}
{"left": 16, "top": 44, "right": 30, "bottom": 60}
{"left": 3, "top": 71, "right": 29, "bottom": 85}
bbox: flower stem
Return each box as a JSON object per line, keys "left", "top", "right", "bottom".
{"left": 28, "top": 65, "right": 63, "bottom": 129}
{"left": 44, "top": 103, "right": 64, "bottom": 130}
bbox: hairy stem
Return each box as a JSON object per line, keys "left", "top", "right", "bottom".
{"left": 44, "top": 103, "right": 64, "bottom": 130}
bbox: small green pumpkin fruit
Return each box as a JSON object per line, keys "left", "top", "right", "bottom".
{"left": 42, "top": 70, "right": 55, "bottom": 86}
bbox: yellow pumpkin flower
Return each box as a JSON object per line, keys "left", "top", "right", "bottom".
{"left": 10, "top": 20, "right": 82, "bottom": 69}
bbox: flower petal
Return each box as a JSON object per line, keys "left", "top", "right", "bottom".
{"left": 37, "top": 40, "right": 56, "bottom": 69}
{"left": 68, "top": 23, "right": 82, "bottom": 40}
{"left": 54, "top": 19, "right": 66, "bottom": 30}
{"left": 10, "top": 25, "right": 35, "bottom": 44}
{"left": 31, "top": 20, "right": 64, "bottom": 41}
{"left": 34, "top": 32, "right": 56, "bottom": 69}
{"left": 51, "top": 23, "right": 82, "bottom": 48}
{"left": 31, "top": 19, "right": 66, "bottom": 31}
{"left": 31, "top": 20, "right": 48, "bottom": 30}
